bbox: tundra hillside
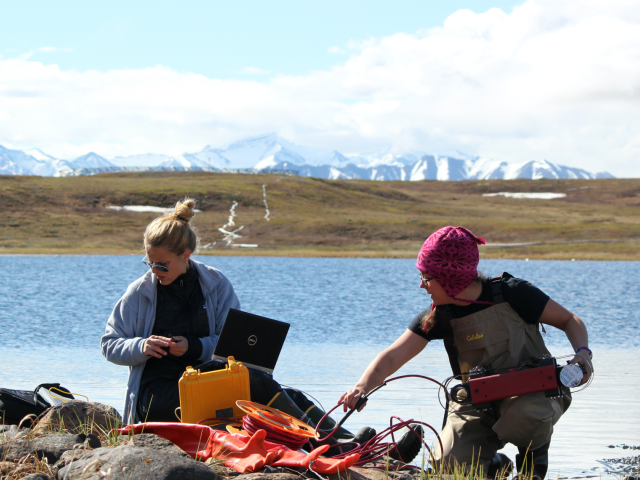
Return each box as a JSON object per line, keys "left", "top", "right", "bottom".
{"left": 1, "top": 172, "right": 639, "bottom": 260}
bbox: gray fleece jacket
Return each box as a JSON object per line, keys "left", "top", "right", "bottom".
{"left": 100, "top": 260, "right": 240, "bottom": 423}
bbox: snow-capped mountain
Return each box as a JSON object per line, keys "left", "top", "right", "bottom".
{"left": 0, "top": 145, "right": 37, "bottom": 175}
{"left": 201, "top": 133, "right": 348, "bottom": 170}
{"left": 346, "top": 146, "right": 429, "bottom": 168}
{"left": 504, "top": 159, "right": 612, "bottom": 180}
{"left": 0, "top": 134, "right": 614, "bottom": 180}
{"left": 0, "top": 147, "right": 119, "bottom": 176}
{"left": 0, "top": 145, "right": 75, "bottom": 176}
{"left": 111, "top": 153, "right": 171, "bottom": 168}
{"left": 158, "top": 154, "right": 220, "bottom": 171}
{"left": 69, "top": 152, "right": 115, "bottom": 169}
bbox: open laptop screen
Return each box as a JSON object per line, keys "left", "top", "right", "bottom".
{"left": 212, "top": 308, "right": 290, "bottom": 374}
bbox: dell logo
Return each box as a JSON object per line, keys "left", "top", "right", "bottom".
{"left": 248, "top": 335, "right": 257, "bottom": 346}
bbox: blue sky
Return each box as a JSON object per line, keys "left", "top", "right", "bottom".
{"left": 3, "top": 1, "right": 523, "bottom": 78}
{"left": 1, "top": 0, "right": 639, "bottom": 176}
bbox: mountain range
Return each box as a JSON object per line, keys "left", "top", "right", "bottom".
{"left": 0, "top": 133, "right": 614, "bottom": 181}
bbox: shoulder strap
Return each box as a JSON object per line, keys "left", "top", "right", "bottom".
{"left": 436, "top": 305, "right": 454, "bottom": 334}
{"left": 489, "top": 273, "right": 507, "bottom": 304}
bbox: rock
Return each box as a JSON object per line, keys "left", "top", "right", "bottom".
{"left": 208, "top": 463, "right": 243, "bottom": 477}
{"left": 34, "top": 400, "right": 122, "bottom": 436}
{"left": 328, "top": 465, "right": 421, "bottom": 480}
{"left": 235, "top": 473, "right": 303, "bottom": 480}
{"left": 57, "top": 445, "right": 222, "bottom": 480}
{"left": 0, "top": 433, "right": 94, "bottom": 464}
{"left": 118, "top": 433, "right": 191, "bottom": 458}
{"left": 22, "top": 474, "right": 53, "bottom": 480}
{"left": 55, "top": 447, "right": 92, "bottom": 470}
{"left": 1, "top": 424, "right": 29, "bottom": 440}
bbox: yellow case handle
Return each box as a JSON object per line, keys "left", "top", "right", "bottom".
{"left": 228, "top": 356, "right": 239, "bottom": 372}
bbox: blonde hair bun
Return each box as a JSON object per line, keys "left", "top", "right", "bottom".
{"left": 173, "top": 198, "right": 196, "bottom": 223}
{"left": 143, "top": 197, "right": 200, "bottom": 254}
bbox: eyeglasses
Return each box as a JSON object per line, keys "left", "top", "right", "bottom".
{"left": 142, "top": 255, "right": 178, "bottom": 272}
{"left": 420, "top": 274, "right": 434, "bottom": 286}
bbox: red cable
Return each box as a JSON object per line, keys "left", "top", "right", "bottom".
{"left": 314, "top": 374, "right": 447, "bottom": 467}
{"left": 242, "top": 413, "right": 310, "bottom": 451}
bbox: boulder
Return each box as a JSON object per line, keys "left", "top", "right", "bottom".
{"left": 328, "top": 465, "right": 421, "bottom": 480}
{"left": 234, "top": 473, "right": 305, "bottom": 480}
{"left": 55, "top": 447, "right": 92, "bottom": 470}
{"left": 205, "top": 464, "right": 290, "bottom": 480}
{"left": 33, "top": 401, "right": 122, "bottom": 436}
{"left": 118, "top": 433, "right": 191, "bottom": 458}
{"left": 57, "top": 445, "right": 222, "bottom": 480}
{"left": 0, "top": 433, "right": 100, "bottom": 464}
{"left": 1, "top": 424, "right": 29, "bottom": 440}
{"left": 21, "top": 474, "right": 53, "bottom": 480}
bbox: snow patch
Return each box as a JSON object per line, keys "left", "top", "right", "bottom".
{"left": 482, "top": 192, "right": 567, "bottom": 199}
{"left": 107, "top": 205, "right": 202, "bottom": 213}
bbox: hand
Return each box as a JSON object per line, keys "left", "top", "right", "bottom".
{"left": 169, "top": 336, "right": 189, "bottom": 357}
{"left": 143, "top": 335, "right": 172, "bottom": 358}
{"left": 339, "top": 386, "right": 368, "bottom": 412}
{"left": 569, "top": 352, "right": 593, "bottom": 386}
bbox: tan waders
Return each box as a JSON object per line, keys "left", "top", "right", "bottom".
{"left": 433, "top": 301, "right": 571, "bottom": 476}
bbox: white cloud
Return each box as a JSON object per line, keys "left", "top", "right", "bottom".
{"left": 1, "top": 0, "right": 639, "bottom": 176}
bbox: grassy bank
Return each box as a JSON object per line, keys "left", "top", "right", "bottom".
{"left": 1, "top": 172, "right": 639, "bottom": 259}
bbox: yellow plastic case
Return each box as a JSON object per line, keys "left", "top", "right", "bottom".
{"left": 178, "top": 356, "right": 251, "bottom": 425}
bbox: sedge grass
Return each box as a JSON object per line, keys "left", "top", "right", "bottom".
{"left": 1, "top": 174, "right": 639, "bottom": 260}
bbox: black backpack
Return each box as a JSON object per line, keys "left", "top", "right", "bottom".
{"left": 0, "top": 383, "right": 74, "bottom": 427}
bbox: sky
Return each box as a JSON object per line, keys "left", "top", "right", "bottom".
{"left": 1, "top": 0, "right": 639, "bottom": 176}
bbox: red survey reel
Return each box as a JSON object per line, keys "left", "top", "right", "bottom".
{"left": 236, "top": 400, "right": 316, "bottom": 438}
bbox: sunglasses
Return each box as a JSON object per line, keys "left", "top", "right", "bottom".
{"left": 142, "top": 255, "right": 178, "bottom": 273}
{"left": 420, "top": 274, "right": 434, "bottom": 286}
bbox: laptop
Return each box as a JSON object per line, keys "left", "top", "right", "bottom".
{"left": 211, "top": 308, "right": 290, "bottom": 374}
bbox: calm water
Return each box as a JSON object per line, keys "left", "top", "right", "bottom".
{"left": 1, "top": 256, "right": 638, "bottom": 478}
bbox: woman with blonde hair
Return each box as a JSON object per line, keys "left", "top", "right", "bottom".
{"left": 101, "top": 198, "right": 240, "bottom": 423}
{"left": 102, "top": 198, "right": 394, "bottom": 457}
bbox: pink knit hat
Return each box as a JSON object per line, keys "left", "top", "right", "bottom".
{"left": 416, "top": 226, "right": 486, "bottom": 299}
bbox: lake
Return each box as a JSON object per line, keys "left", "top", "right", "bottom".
{"left": 1, "top": 256, "right": 638, "bottom": 478}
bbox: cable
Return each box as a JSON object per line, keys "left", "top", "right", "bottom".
{"left": 311, "top": 356, "right": 594, "bottom": 467}
{"left": 556, "top": 352, "right": 595, "bottom": 392}
{"left": 312, "top": 374, "right": 448, "bottom": 467}
{"left": 241, "top": 413, "right": 310, "bottom": 451}
{"left": 278, "top": 384, "right": 327, "bottom": 413}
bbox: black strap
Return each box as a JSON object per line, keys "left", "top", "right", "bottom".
{"left": 437, "top": 307, "right": 462, "bottom": 378}
{"left": 489, "top": 274, "right": 506, "bottom": 304}
{"left": 438, "top": 306, "right": 454, "bottom": 336}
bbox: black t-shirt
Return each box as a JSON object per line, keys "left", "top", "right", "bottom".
{"left": 140, "top": 263, "right": 209, "bottom": 387}
{"left": 408, "top": 273, "right": 550, "bottom": 341}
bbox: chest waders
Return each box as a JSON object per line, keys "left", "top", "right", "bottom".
{"left": 432, "top": 275, "right": 571, "bottom": 478}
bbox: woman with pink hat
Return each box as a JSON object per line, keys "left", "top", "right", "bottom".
{"left": 340, "top": 226, "right": 592, "bottom": 479}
